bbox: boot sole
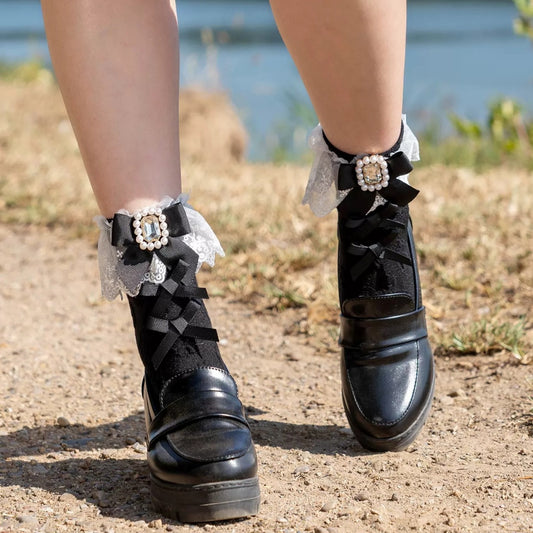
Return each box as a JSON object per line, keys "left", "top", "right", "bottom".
{"left": 150, "top": 474, "right": 260, "bottom": 523}
{"left": 342, "top": 373, "right": 435, "bottom": 452}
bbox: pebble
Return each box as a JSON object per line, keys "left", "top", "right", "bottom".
{"left": 31, "top": 464, "right": 48, "bottom": 475}
{"left": 148, "top": 519, "right": 163, "bottom": 528}
{"left": 132, "top": 442, "right": 147, "bottom": 454}
{"left": 353, "top": 493, "right": 370, "bottom": 502}
{"left": 390, "top": 493, "right": 399, "bottom": 502}
{"left": 124, "top": 436, "right": 137, "bottom": 445}
{"left": 448, "top": 389, "right": 466, "bottom": 398}
{"left": 17, "top": 515, "right": 39, "bottom": 525}
{"left": 293, "top": 465, "right": 311, "bottom": 474}
{"left": 95, "top": 490, "right": 111, "bottom": 508}
{"left": 314, "top": 528, "right": 328, "bottom": 533}
{"left": 277, "top": 517, "right": 288, "bottom": 523}
{"left": 56, "top": 416, "right": 70, "bottom": 427}
{"left": 440, "top": 396, "right": 454, "bottom": 406}
{"left": 320, "top": 500, "right": 336, "bottom": 512}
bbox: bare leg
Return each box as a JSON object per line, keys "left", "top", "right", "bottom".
{"left": 41, "top": 0, "right": 181, "bottom": 218}
{"left": 270, "top": 0, "right": 406, "bottom": 154}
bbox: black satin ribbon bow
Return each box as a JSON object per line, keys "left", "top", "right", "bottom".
{"left": 143, "top": 259, "right": 218, "bottom": 369}
{"left": 111, "top": 202, "right": 199, "bottom": 292}
{"left": 338, "top": 151, "right": 419, "bottom": 214}
{"left": 341, "top": 204, "right": 413, "bottom": 282}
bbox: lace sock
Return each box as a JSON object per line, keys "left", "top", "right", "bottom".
{"left": 332, "top": 136, "right": 422, "bottom": 318}
{"left": 127, "top": 272, "right": 227, "bottom": 403}
{"left": 336, "top": 203, "right": 421, "bottom": 318}
{"left": 95, "top": 196, "right": 226, "bottom": 407}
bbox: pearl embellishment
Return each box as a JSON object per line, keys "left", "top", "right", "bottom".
{"left": 132, "top": 209, "right": 169, "bottom": 251}
{"left": 355, "top": 154, "right": 390, "bottom": 193}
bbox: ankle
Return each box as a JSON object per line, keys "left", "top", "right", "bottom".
{"left": 322, "top": 122, "right": 404, "bottom": 161}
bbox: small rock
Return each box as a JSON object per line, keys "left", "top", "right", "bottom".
{"left": 276, "top": 517, "right": 288, "bottom": 523}
{"left": 320, "top": 500, "right": 336, "bottom": 512}
{"left": 132, "top": 442, "right": 147, "bottom": 454}
{"left": 57, "top": 416, "right": 70, "bottom": 427}
{"left": 31, "top": 464, "right": 48, "bottom": 475}
{"left": 390, "top": 493, "right": 399, "bottom": 501}
{"left": 124, "top": 436, "right": 137, "bottom": 445}
{"left": 440, "top": 396, "right": 454, "bottom": 406}
{"left": 95, "top": 490, "right": 111, "bottom": 508}
{"left": 17, "top": 515, "right": 39, "bottom": 525}
{"left": 353, "top": 493, "right": 370, "bottom": 502}
{"left": 293, "top": 465, "right": 311, "bottom": 474}
{"left": 339, "top": 428, "right": 352, "bottom": 435}
{"left": 448, "top": 389, "right": 465, "bottom": 398}
{"left": 148, "top": 519, "right": 163, "bottom": 528}
{"left": 314, "top": 528, "right": 328, "bottom": 533}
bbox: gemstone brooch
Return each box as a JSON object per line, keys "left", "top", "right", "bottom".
{"left": 355, "top": 154, "right": 390, "bottom": 192}
{"left": 132, "top": 207, "right": 169, "bottom": 251}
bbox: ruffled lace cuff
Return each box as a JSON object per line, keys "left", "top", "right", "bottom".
{"left": 302, "top": 115, "right": 420, "bottom": 217}
{"left": 95, "top": 194, "right": 224, "bottom": 300}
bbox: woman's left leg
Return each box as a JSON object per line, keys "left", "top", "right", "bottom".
{"left": 270, "top": 0, "right": 434, "bottom": 451}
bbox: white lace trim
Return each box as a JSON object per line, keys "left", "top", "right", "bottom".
{"left": 302, "top": 115, "right": 420, "bottom": 217}
{"left": 95, "top": 194, "right": 224, "bottom": 301}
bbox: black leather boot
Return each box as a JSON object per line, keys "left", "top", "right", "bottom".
{"left": 336, "top": 152, "right": 435, "bottom": 452}
{"left": 110, "top": 201, "right": 260, "bottom": 522}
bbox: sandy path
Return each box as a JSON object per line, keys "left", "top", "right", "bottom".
{"left": 0, "top": 226, "right": 532, "bottom": 533}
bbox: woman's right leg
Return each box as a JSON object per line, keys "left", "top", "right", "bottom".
{"left": 41, "top": 1, "right": 260, "bottom": 522}
{"left": 41, "top": 0, "right": 182, "bottom": 218}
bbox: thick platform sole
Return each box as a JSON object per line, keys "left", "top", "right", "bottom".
{"left": 150, "top": 474, "right": 260, "bottom": 523}
{"left": 342, "top": 374, "right": 435, "bottom": 452}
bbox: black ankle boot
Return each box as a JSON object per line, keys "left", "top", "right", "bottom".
{"left": 109, "top": 201, "right": 260, "bottom": 522}
{"left": 336, "top": 152, "right": 435, "bottom": 452}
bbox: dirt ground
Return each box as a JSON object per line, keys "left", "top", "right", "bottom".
{"left": 0, "top": 77, "right": 532, "bottom": 532}
{"left": 0, "top": 225, "right": 531, "bottom": 533}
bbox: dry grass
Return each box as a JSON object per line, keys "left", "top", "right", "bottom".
{"left": 0, "top": 78, "right": 531, "bottom": 361}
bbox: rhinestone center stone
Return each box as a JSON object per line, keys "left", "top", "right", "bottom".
{"left": 132, "top": 208, "right": 170, "bottom": 251}
{"left": 362, "top": 163, "right": 383, "bottom": 185}
{"left": 355, "top": 154, "right": 390, "bottom": 192}
{"left": 141, "top": 215, "right": 161, "bottom": 242}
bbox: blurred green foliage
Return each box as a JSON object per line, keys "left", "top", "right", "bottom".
{"left": 514, "top": 0, "right": 533, "bottom": 41}
{"left": 0, "top": 59, "right": 53, "bottom": 84}
{"left": 425, "top": 98, "right": 533, "bottom": 170}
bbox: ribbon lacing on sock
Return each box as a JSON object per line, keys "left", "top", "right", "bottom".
{"left": 140, "top": 259, "right": 219, "bottom": 371}
{"left": 340, "top": 203, "right": 413, "bottom": 283}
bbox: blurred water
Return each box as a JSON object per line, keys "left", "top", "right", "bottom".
{"left": 0, "top": 0, "right": 532, "bottom": 159}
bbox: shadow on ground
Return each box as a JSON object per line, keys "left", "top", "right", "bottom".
{"left": 0, "top": 409, "right": 370, "bottom": 522}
